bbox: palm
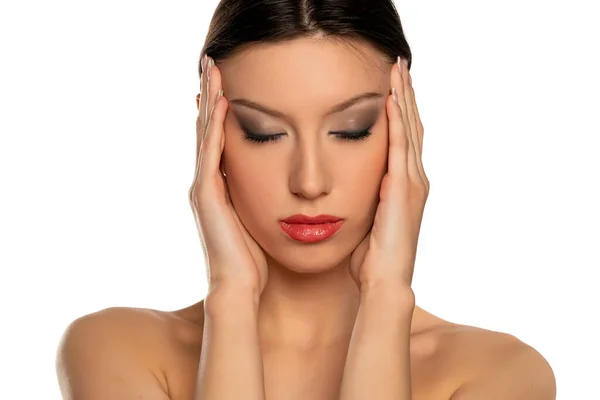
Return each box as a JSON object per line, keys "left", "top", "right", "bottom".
{"left": 348, "top": 178, "right": 388, "bottom": 288}
{"left": 349, "top": 230, "right": 371, "bottom": 288}
{"left": 222, "top": 176, "right": 268, "bottom": 292}
{"left": 348, "top": 173, "right": 397, "bottom": 288}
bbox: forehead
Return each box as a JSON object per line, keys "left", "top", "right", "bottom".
{"left": 218, "top": 37, "right": 389, "bottom": 121}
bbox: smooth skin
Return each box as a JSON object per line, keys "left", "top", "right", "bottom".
{"left": 56, "top": 37, "right": 556, "bottom": 400}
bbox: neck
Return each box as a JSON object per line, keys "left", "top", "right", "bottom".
{"left": 258, "top": 255, "right": 361, "bottom": 350}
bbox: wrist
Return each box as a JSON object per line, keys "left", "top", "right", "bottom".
{"left": 205, "top": 281, "right": 260, "bottom": 316}
{"left": 360, "top": 282, "right": 415, "bottom": 309}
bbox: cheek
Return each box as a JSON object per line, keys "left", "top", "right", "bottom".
{"left": 221, "top": 124, "right": 282, "bottom": 219}
{"left": 334, "top": 132, "right": 388, "bottom": 200}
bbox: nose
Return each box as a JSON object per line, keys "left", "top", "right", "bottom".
{"left": 288, "top": 145, "right": 331, "bottom": 200}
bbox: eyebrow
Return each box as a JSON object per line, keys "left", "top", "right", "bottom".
{"left": 229, "top": 92, "right": 383, "bottom": 119}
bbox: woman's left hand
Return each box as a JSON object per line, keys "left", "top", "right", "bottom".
{"left": 349, "top": 57, "right": 430, "bottom": 294}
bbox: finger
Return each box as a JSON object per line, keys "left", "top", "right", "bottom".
{"left": 196, "top": 54, "right": 209, "bottom": 163}
{"left": 199, "top": 89, "right": 228, "bottom": 188}
{"left": 193, "top": 54, "right": 209, "bottom": 186}
{"left": 403, "top": 65, "right": 422, "bottom": 176}
{"left": 410, "top": 83, "right": 424, "bottom": 152}
{"left": 407, "top": 70, "right": 423, "bottom": 152}
{"left": 195, "top": 55, "right": 225, "bottom": 185}
{"left": 387, "top": 60, "right": 408, "bottom": 177}
{"left": 203, "top": 57, "right": 222, "bottom": 141}
{"left": 407, "top": 73, "right": 428, "bottom": 188}
{"left": 203, "top": 60, "right": 228, "bottom": 177}
{"left": 397, "top": 57, "right": 419, "bottom": 183}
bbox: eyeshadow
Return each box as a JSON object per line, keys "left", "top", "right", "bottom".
{"left": 230, "top": 102, "right": 382, "bottom": 132}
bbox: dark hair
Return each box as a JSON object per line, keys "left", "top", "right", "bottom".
{"left": 199, "top": 0, "right": 412, "bottom": 77}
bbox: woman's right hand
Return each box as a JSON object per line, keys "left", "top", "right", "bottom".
{"left": 189, "top": 55, "right": 268, "bottom": 297}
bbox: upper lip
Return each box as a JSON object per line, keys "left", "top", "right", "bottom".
{"left": 281, "top": 214, "right": 343, "bottom": 224}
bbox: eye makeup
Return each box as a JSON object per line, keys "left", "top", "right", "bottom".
{"left": 232, "top": 105, "right": 380, "bottom": 144}
{"left": 243, "top": 130, "right": 285, "bottom": 143}
{"left": 241, "top": 124, "right": 375, "bottom": 144}
{"left": 330, "top": 127, "right": 374, "bottom": 141}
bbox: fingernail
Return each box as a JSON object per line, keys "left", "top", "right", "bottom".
{"left": 217, "top": 88, "right": 223, "bottom": 99}
{"left": 207, "top": 57, "right": 215, "bottom": 80}
{"left": 397, "top": 56, "right": 403, "bottom": 74}
{"left": 201, "top": 54, "right": 208, "bottom": 73}
{"left": 392, "top": 87, "right": 399, "bottom": 104}
{"left": 403, "top": 58, "right": 408, "bottom": 68}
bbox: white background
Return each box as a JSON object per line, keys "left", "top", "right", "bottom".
{"left": 1, "top": 0, "right": 598, "bottom": 398}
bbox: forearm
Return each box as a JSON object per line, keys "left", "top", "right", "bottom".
{"left": 339, "top": 285, "right": 415, "bottom": 400}
{"left": 195, "top": 283, "right": 266, "bottom": 400}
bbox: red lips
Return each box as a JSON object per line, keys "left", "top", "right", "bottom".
{"left": 279, "top": 214, "right": 344, "bottom": 243}
{"left": 280, "top": 214, "right": 343, "bottom": 224}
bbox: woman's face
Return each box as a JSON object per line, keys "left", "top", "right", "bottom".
{"left": 217, "top": 37, "right": 391, "bottom": 273}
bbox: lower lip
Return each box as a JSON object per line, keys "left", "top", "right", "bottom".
{"left": 279, "top": 220, "right": 344, "bottom": 243}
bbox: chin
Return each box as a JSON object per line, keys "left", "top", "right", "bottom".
{"left": 261, "top": 234, "right": 356, "bottom": 275}
{"left": 270, "top": 253, "right": 346, "bottom": 275}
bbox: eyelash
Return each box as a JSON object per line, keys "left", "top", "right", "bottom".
{"left": 243, "top": 128, "right": 373, "bottom": 143}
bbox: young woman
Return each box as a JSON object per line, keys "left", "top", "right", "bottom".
{"left": 56, "top": 1, "right": 556, "bottom": 399}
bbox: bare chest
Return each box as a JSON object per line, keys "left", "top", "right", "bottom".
{"left": 261, "top": 345, "right": 346, "bottom": 400}
{"left": 165, "top": 320, "right": 463, "bottom": 400}
{"left": 259, "top": 335, "right": 459, "bottom": 400}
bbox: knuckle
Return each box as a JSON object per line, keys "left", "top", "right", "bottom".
{"left": 418, "top": 182, "right": 428, "bottom": 197}
{"left": 188, "top": 185, "right": 199, "bottom": 207}
{"left": 409, "top": 183, "right": 427, "bottom": 203}
{"left": 417, "top": 176, "right": 430, "bottom": 198}
{"left": 188, "top": 179, "right": 206, "bottom": 204}
{"left": 190, "top": 184, "right": 216, "bottom": 214}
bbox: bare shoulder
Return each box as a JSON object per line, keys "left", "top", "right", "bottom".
{"left": 56, "top": 303, "right": 205, "bottom": 400}
{"left": 435, "top": 322, "right": 557, "bottom": 399}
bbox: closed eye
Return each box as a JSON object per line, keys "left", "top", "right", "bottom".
{"left": 330, "top": 128, "right": 373, "bottom": 141}
{"left": 243, "top": 130, "right": 285, "bottom": 143}
{"left": 242, "top": 126, "right": 374, "bottom": 144}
